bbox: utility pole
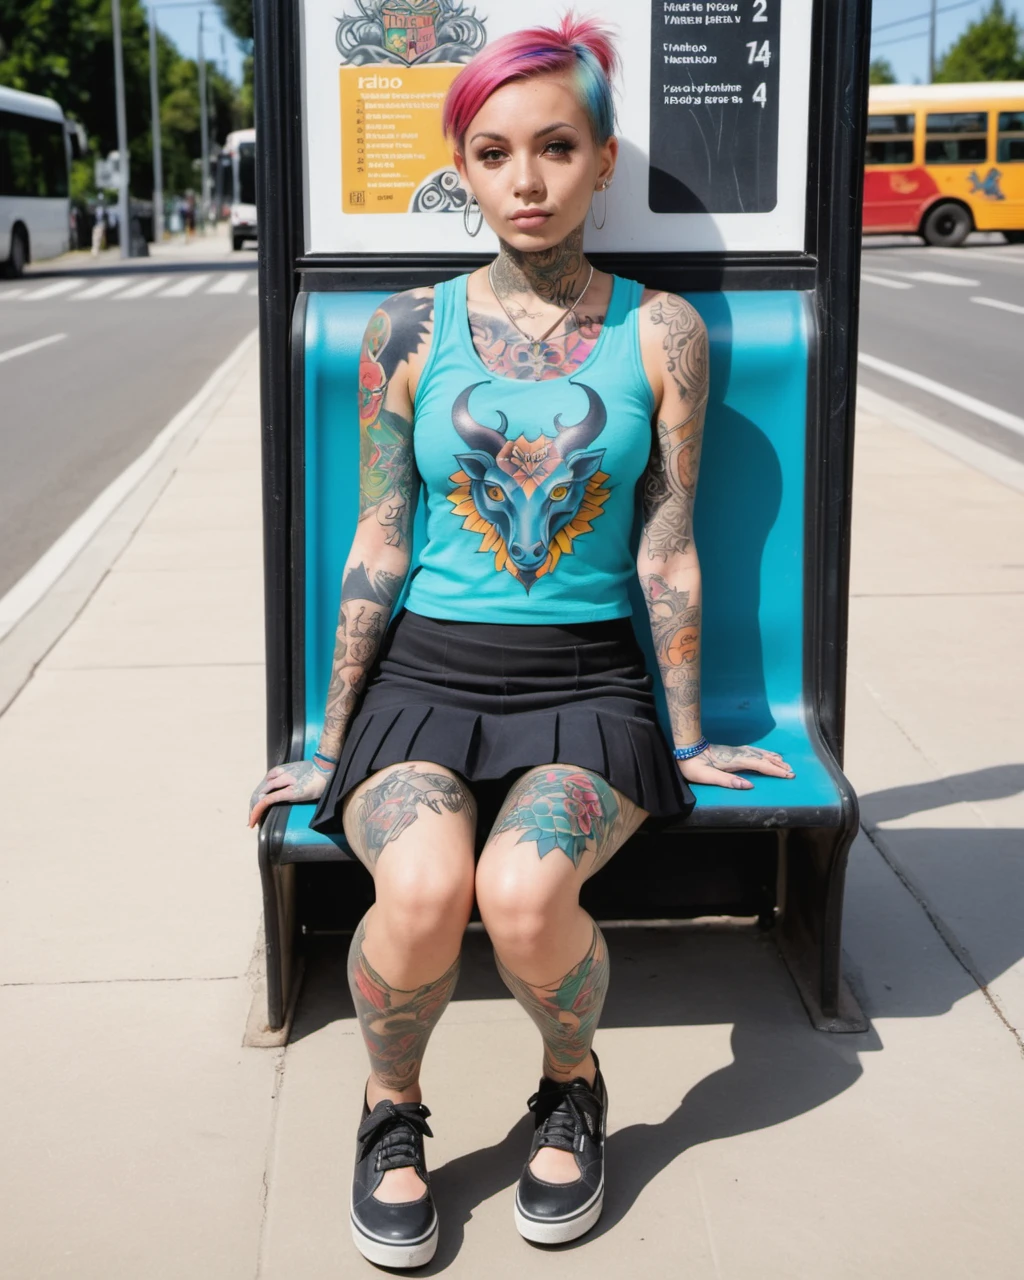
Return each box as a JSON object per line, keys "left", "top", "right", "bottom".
{"left": 198, "top": 10, "right": 210, "bottom": 230}
{"left": 928, "top": 0, "right": 938, "bottom": 83}
{"left": 111, "top": 0, "right": 131, "bottom": 258}
{"left": 149, "top": 10, "right": 164, "bottom": 242}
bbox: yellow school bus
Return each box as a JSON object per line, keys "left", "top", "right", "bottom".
{"left": 864, "top": 82, "right": 1024, "bottom": 246}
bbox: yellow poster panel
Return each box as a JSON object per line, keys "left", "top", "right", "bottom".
{"left": 340, "top": 64, "right": 462, "bottom": 214}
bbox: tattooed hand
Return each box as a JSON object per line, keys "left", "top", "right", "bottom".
{"left": 248, "top": 759, "right": 329, "bottom": 827}
{"left": 677, "top": 743, "right": 795, "bottom": 791}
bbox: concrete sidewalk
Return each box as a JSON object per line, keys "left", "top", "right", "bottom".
{"left": 1, "top": 347, "right": 1022, "bottom": 1278}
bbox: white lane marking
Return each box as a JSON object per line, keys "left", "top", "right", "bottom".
{"left": 862, "top": 273, "right": 914, "bottom": 290}
{"left": 158, "top": 273, "right": 211, "bottom": 297}
{"left": 72, "top": 277, "right": 132, "bottom": 300}
{"left": 22, "top": 278, "right": 83, "bottom": 301}
{"left": 859, "top": 352, "right": 1024, "bottom": 441}
{"left": 927, "top": 246, "right": 1024, "bottom": 268}
{"left": 971, "top": 295, "right": 1024, "bottom": 316}
{"left": 906, "top": 270, "right": 979, "bottom": 286}
{"left": 115, "top": 275, "right": 171, "bottom": 299}
{"left": 0, "top": 287, "right": 28, "bottom": 300}
{"left": 208, "top": 272, "right": 247, "bottom": 294}
{"left": 0, "top": 328, "right": 258, "bottom": 642}
{"left": 0, "top": 332, "right": 67, "bottom": 364}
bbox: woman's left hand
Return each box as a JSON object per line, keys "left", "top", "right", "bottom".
{"left": 677, "top": 743, "right": 795, "bottom": 790}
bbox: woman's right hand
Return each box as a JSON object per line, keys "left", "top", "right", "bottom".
{"left": 248, "top": 759, "right": 330, "bottom": 828}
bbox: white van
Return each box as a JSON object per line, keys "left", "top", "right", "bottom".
{"left": 221, "top": 128, "right": 257, "bottom": 251}
{"left": 0, "top": 86, "right": 75, "bottom": 275}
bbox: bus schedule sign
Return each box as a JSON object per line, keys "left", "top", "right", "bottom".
{"left": 649, "top": 0, "right": 782, "bottom": 213}
{"left": 301, "top": 0, "right": 812, "bottom": 254}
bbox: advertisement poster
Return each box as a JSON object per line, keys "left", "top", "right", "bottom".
{"left": 300, "top": 0, "right": 813, "bottom": 254}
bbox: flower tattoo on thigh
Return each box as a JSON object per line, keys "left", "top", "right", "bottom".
{"left": 493, "top": 767, "right": 621, "bottom": 867}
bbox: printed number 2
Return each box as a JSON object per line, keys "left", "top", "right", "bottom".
{"left": 746, "top": 40, "right": 772, "bottom": 67}
{"left": 752, "top": 0, "right": 768, "bottom": 19}
{"left": 753, "top": 82, "right": 768, "bottom": 108}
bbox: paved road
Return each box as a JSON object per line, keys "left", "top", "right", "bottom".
{"left": 859, "top": 236, "right": 1024, "bottom": 464}
{"left": 0, "top": 257, "right": 258, "bottom": 599}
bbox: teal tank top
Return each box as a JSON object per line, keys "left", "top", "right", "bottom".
{"left": 404, "top": 272, "right": 655, "bottom": 625}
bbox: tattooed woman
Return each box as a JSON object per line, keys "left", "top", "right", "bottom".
{"left": 248, "top": 13, "right": 793, "bottom": 1267}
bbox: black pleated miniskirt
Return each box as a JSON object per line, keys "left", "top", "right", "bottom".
{"left": 308, "top": 606, "right": 696, "bottom": 839}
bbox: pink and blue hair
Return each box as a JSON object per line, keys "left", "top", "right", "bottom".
{"left": 442, "top": 13, "right": 618, "bottom": 149}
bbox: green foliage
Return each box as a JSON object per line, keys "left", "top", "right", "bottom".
{"left": 935, "top": 0, "right": 1024, "bottom": 82}
{"left": 869, "top": 57, "right": 897, "bottom": 86}
{"left": 216, "top": 0, "right": 253, "bottom": 45}
{"left": 0, "top": 0, "right": 249, "bottom": 198}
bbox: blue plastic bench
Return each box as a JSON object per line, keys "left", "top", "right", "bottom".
{"left": 259, "top": 287, "right": 862, "bottom": 1035}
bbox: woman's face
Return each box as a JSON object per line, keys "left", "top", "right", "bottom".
{"left": 454, "top": 72, "right": 617, "bottom": 252}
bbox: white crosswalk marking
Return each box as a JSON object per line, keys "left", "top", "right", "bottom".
{"left": 971, "top": 295, "right": 1024, "bottom": 316}
{"left": 23, "top": 279, "right": 82, "bottom": 301}
{"left": 862, "top": 273, "right": 913, "bottom": 290}
{"left": 0, "top": 287, "right": 28, "bottom": 300}
{"left": 115, "top": 276, "right": 171, "bottom": 299}
{"left": 159, "top": 274, "right": 212, "bottom": 297}
{"left": 906, "top": 270, "right": 979, "bottom": 287}
{"left": 72, "top": 277, "right": 132, "bottom": 300}
{"left": 208, "top": 273, "right": 247, "bottom": 294}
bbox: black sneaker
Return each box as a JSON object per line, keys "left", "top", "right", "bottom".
{"left": 514, "top": 1053, "right": 607, "bottom": 1245}
{"left": 350, "top": 1096, "right": 439, "bottom": 1268}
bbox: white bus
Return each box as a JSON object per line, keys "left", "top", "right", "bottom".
{"left": 220, "top": 128, "right": 256, "bottom": 251}
{"left": 0, "top": 86, "right": 77, "bottom": 276}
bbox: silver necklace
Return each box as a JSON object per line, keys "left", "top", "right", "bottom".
{"left": 487, "top": 260, "right": 595, "bottom": 359}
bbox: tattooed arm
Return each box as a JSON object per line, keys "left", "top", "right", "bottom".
{"left": 248, "top": 288, "right": 434, "bottom": 826}
{"left": 638, "top": 292, "right": 794, "bottom": 791}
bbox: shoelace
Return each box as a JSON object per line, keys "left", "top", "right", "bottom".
{"left": 527, "top": 1081, "right": 597, "bottom": 1154}
{"left": 357, "top": 1101, "right": 433, "bottom": 1173}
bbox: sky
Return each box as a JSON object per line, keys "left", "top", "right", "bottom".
{"left": 141, "top": 1, "right": 247, "bottom": 86}
{"left": 871, "top": 0, "right": 1024, "bottom": 82}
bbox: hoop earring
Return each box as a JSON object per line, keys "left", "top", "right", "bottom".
{"left": 590, "top": 182, "right": 609, "bottom": 231}
{"left": 463, "top": 194, "right": 483, "bottom": 238}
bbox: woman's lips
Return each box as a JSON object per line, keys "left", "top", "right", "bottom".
{"left": 510, "top": 211, "right": 551, "bottom": 231}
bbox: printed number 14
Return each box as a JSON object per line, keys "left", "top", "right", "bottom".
{"left": 746, "top": 40, "right": 772, "bottom": 67}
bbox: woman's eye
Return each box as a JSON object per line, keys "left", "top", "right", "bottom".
{"left": 544, "top": 141, "right": 574, "bottom": 156}
{"left": 479, "top": 148, "right": 505, "bottom": 163}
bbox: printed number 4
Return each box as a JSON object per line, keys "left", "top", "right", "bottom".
{"left": 746, "top": 40, "right": 772, "bottom": 67}
{"left": 753, "top": 82, "right": 768, "bottom": 108}
{"left": 752, "top": 0, "right": 768, "bottom": 18}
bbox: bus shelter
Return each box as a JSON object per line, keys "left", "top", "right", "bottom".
{"left": 252, "top": 0, "right": 873, "bottom": 1040}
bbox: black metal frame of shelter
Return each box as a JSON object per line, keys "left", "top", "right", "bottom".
{"left": 252, "top": 0, "right": 874, "bottom": 1036}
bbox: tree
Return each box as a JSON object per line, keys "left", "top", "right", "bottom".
{"left": 216, "top": 0, "right": 253, "bottom": 45}
{"left": 869, "top": 57, "right": 897, "bottom": 85}
{"left": 935, "top": 0, "right": 1024, "bottom": 82}
{"left": 0, "top": 0, "right": 249, "bottom": 198}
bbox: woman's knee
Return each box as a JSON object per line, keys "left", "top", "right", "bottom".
{"left": 475, "top": 851, "right": 574, "bottom": 955}
{"left": 376, "top": 853, "right": 475, "bottom": 943}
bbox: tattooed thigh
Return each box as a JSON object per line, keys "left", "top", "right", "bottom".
{"left": 482, "top": 763, "right": 647, "bottom": 879}
{"left": 341, "top": 760, "right": 478, "bottom": 873}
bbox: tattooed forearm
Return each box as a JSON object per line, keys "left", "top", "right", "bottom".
{"left": 642, "top": 572, "right": 702, "bottom": 742}
{"left": 492, "top": 766, "right": 629, "bottom": 869}
{"left": 348, "top": 918, "right": 460, "bottom": 1091}
{"left": 640, "top": 414, "right": 704, "bottom": 560}
{"left": 351, "top": 765, "right": 474, "bottom": 866}
{"left": 318, "top": 562, "right": 401, "bottom": 753}
{"left": 495, "top": 921, "right": 608, "bottom": 1079}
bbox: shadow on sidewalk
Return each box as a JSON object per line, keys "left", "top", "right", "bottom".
{"left": 283, "top": 764, "right": 1023, "bottom": 1268}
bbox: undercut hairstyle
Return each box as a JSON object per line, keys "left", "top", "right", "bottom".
{"left": 441, "top": 12, "right": 619, "bottom": 149}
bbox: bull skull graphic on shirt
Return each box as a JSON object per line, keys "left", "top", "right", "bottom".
{"left": 447, "top": 381, "right": 612, "bottom": 592}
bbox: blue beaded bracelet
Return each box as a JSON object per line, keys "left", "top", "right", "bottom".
{"left": 673, "top": 736, "right": 709, "bottom": 761}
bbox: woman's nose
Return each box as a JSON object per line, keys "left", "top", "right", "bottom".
{"left": 510, "top": 154, "right": 544, "bottom": 201}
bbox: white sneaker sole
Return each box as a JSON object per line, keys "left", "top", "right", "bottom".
{"left": 514, "top": 1182, "right": 604, "bottom": 1245}
{"left": 350, "top": 1212, "right": 438, "bottom": 1268}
